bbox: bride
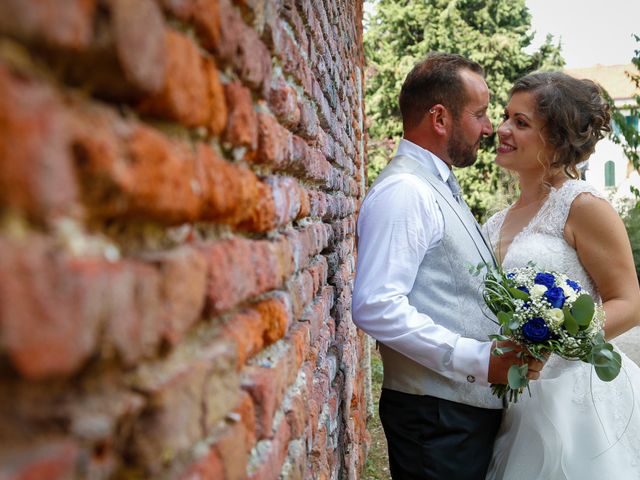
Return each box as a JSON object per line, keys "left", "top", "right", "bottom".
{"left": 484, "top": 71, "right": 640, "bottom": 479}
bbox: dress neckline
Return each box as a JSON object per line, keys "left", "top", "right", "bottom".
{"left": 497, "top": 180, "right": 571, "bottom": 264}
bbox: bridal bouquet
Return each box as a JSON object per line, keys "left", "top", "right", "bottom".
{"left": 479, "top": 263, "right": 621, "bottom": 403}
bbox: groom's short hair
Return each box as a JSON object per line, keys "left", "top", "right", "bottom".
{"left": 399, "top": 53, "right": 485, "bottom": 131}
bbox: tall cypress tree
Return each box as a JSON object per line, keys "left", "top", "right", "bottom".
{"left": 364, "top": 0, "right": 563, "bottom": 220}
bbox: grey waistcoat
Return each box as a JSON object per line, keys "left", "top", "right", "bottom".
{"left": 370, "top": 155, "right": 501, "bottom": 409}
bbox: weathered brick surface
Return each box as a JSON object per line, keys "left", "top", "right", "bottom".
{"left": 0, "top": 66, "right": 78, "bottom": 222}
{"left": 0, "top": 0, "right": 367, "bottom": 477}
{"left": 138, "top": 29, "right": 212, "bottom": 127}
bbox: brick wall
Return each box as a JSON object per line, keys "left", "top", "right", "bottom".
{"left": 0, "top": 1, "right": 368, "bottom": 478}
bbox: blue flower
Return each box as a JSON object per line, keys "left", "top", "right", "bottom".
{"left": 522, "top": 317, "right": 550, "bottom": 342}
{"left": 544, "top": 287, "right": 566, "bottom": 308}
{"left": 534, "top": 272, "right": 556, "bottom": 288}
{"left": 506, "top": 272, "right": 516, "bottom": 279}
{"left": 566, "top": 279, "right": 582, "bottom": 292}
{"left": 517, "top": 286, "right": 530, "bottom": 295}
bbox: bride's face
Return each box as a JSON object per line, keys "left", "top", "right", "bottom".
{"left": 495, "top": 91, "right": 553, "bottom": 174}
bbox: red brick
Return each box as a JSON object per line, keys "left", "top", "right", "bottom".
{"left": 110, "top": 0, "right": 167, "bottom": 96}
{"left": 0, "top": 440, "right": 79, "bottom": 480}
{"left": 0, "top": 66, "right": 78, "bottom": 221}
{"left": 143, "top": 246, "right": 207, "bottom": 346}
{"left": 268, "top": 77, "right": 301, "bottom": 130}
{"left": 216, "top": 0, "right": 272, "bottom": 97}
{"left": 288, "top": 270, "right": 315, "bottom": 318}
{"left": 308, "top": 189, "right": 327, "bottom": 218}
{"left": 179, "top": 448, "right": 224, "bottom": 480}
{"left": 256, "top": 113, "right": 292, "bottom": 169}
{"left": 138, "top": 29, "right": 210, "bottom": 127}
{"left": 0, "top": 237, "right": 102, "bottom": 378}
{"left": 129, "top": 363, "right": 211, "bottom": 473}
{"left": 291, "top": 142, "right": 332, "bottom": 183}
{"left": 248, "top": 415, "right": 291, "bottom": 480}
{"left": 270, "top": 19, "right": 312, "bottom": 95}
{"left": 0, "top": 0, "right": 96, "bottom": 50}
{"left": 105, "top": 260, "right": 163, "bottom": 365}
{"left": 300, "top": 286, "right": 334, "bottom": 349}
{"left": 242, "top": 357, "right": 290, "bottom": 440}
{"left": 124, "top": 126, "right": 203, "bottom": 220}
{"left": 255, "top": 294, "right": 292, "bottom": 345}
{"left": 31, "top": 0, "right": 165, "bottom": 100}
{"left": 287, "top": 322, "right": 311, "bottom": 372}
{"left": 281, "top": 0, "right": 309, "bottom": 56}
{"left": 203, "top": 58, "right": 228, "bottom": 136}
{"left": 199, "top": 237, "right": 293, "bottom": 313}
{"left": 279, "top": 439, "right": 306, "bottom": 480}
{"left": 285, "top": 223, "right": 332, "bottom": 271}
{"left": 128, "top": 339, "right": 239, "bottom": 473}
{"left": 237, "top": 180, "right": 277, "bottom": 232}
{"left": 233, "top": 391, "right": 257, "bottom": 452}
{"left": 297, "top": 96, "right": 320, "bottom": 140}
{"left": 331, "top": 217, "right": 356, "bottom": 243}
{"left": 267, "top": 176, "right": 308, "bottom": 226}
{"left": 283, "top": 372, "right": 310, "bottom": 438}
{"left": 223, "top": 82, "right": 258, "bottom": 156}
{"left": 196, "top": 144, "right": 259, "bottom": 224}
{"left": 159, "top": 0, "right": 221, "bottom": 50}
{"left": 71, "top": 110, "right": 203, "bottom": 223}
{"left": 222, "top": 307, "right": 265, "bottom": 367}
{"left": 213, "top": 420, "right": 249, "bottom": 480}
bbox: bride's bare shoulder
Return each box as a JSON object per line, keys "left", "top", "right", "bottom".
{"left": 565, "top": 188, "right": 623, "bottom": 247}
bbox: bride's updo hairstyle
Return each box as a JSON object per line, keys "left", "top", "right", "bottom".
{"left": 510, "top": 71, "right": 611, "bottom": 178}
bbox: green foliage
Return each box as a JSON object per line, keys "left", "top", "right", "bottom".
{"left": 610, "top": 34, "right": 640, "bottom": 171}
{"left": 363, "top": 0, "right": 564, "bottom": 221}
{"left": 622, "top": 203, "right": 640, "bottom": 280}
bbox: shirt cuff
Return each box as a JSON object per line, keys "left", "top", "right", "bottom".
{"left": 451, "top": 337, "right": 492, "bottom": 387}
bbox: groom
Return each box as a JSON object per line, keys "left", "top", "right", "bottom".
{"left": 352, "top": 53, "right": 544, "bottom": 479}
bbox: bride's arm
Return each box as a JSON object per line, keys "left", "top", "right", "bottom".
{"left": 565, "top": 193, "right": 640, "bottom": 339}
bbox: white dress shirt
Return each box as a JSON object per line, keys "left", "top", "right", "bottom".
{"left": 352, "top": 139, "right": 492, "bottom": 386}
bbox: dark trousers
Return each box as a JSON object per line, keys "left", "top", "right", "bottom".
{"left": 379, "top": 388, "right": 502, "bottom": 480}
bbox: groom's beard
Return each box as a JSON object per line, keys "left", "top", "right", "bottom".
{"left": 447, "top": 121, "right": 482, "bottom": 168}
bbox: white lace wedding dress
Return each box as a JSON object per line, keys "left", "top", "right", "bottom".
{"left": 484, "top": 180, "right": 640, "bottom": 479}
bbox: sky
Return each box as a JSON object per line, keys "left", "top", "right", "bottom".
{"left": 526, "top": 0, "right": 639, "bottom": 68}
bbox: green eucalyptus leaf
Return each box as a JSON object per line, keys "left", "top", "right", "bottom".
{"left": 563, "top": 306, "right": 579, "bottom": 335}
{"left": 509, "top": 287, "right": 530, "bottom": 301}
{"left": 489, "top": 334, "right": 510, "bottom": 341}
{"left": 497, "top": 311, "right": 513, "bottom": 327}
{"left": 493, "top": 346, "right": 515, "bottom": 356}
{"left": 571, "top": 294, "right": 595, "bottom": 327}
{"left": 507, "top": 364, "right": 528, "bottom": 389}
{"left": 594, "top": 350, "right": 622, "bottom": 382}
{"left": 508, "top": 318, "right": 520, "bottom": 331}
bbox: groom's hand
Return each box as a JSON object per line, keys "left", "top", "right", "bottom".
{"left": 487, "top": 341, "right": 546, "bottom": 384}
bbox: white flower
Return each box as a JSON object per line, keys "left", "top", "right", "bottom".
{"left": 531, "top": 284, "right": 548, "bottom": 298}
{"left": 561, "top": 284, "right": 577, "bottom": 302}
{"left": 548, "top": 308, "right": 565, "bottom": 326}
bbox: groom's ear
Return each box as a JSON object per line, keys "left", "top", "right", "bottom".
{"left": 429, "top": 104, "right": 450, "bottom": 136}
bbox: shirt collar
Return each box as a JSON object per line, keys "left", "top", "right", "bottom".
{"left": 396, "top": 138, "right": 453, "bottom": 184}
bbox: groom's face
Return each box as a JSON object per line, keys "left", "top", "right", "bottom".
{"left": 447, "top": 70, "right": 493, "bottom": 168}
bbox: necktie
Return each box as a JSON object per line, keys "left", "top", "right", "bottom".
{"left": 446, "top": 172, "right": 464, "bottom": 206}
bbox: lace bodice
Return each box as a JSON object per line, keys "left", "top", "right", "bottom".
{"left": 485, "top": 181, "right": 640, "bottom": 480}
{"left": 484, "top": 180, "right": 607, "bottom": 298}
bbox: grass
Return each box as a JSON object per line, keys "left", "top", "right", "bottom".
{"left": 363, "top": 343, "right": 391, "bottom": 479}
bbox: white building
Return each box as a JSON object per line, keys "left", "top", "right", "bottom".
{"left": 565, "top": 64, "right": 639, "bottom": 208}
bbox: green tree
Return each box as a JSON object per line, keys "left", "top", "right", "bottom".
{"left": 611, "top": 35, "right": 640, "bottom": 171}
{"left": 364, "top": 0, "right": 563, "bottom": 220}
{"left": 612, "top": 35, "right": 640, "bottom": 277}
